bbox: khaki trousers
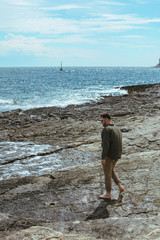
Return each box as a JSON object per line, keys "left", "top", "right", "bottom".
{"left": 103, "top": 157, "right": 120, "bottom": 192}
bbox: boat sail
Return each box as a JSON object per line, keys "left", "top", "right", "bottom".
{"left": 60, "top": 62, "right": 63, "bottom": 71}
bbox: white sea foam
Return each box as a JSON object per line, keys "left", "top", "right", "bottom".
{"left": 50, "top": 98, "right": 91, "bottom": 107}
{"left": 0, "top": 88, "right": 127, "bottom": 111}
{"left": 0, "top": 99, "right": 14, "bottom": 104}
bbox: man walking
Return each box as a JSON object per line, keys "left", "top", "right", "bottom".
{"left": 99, "top": 112, "right": 124, "bottom": 200}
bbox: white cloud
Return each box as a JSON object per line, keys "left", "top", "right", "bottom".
{"left": 1, "top": 13, "right": 160, "bottom": 36}
{"left": 1, "top": 0, "right": 160, "bottom": 36}
{"left": 98, "top": 13, "right": 160, "bottom": 24}
{"left": 0, "top": 33, "right": 101, "bottom": 63}
{"left": 2, "top": 30, "right": 151, "bottom": 55}
{"left": 1, "top": 0, "right": 38, "bottom": 7}
{"left": 41, "top": 4, "right": 89, "bottom": 11}
{"left": 0, "top": 0, "right": 160, "bottom": 60}
{"left": 51, "top": 35, "right": 96, "bottom": 44}
{"left": 98, "top": 1, "right": 126, "bottom": 6}
{"left": 0, "top": 33, "right": 97, "bottom": 56}
{"left": 134, "top": 0, "right": 148, "bottom": 4}
{"left": 121, "top": 35, "right": 144, "bottom": 39}
{"left": 91, "top": 13, "right": 160, "bottom": 32}
{"left": 0, "top": 32, "right": 149, "bottom": 58}
{"left": 0, "top": 17, "right": 80, "bottom": 35}
{"left": 25, "top": 18, "right": 80, "bottom": 34}
{"left": 0, "top": 34, "right": 50, "bottom": 56}
{"left": 103, "top": 41, "right": 155, "bottom": 49}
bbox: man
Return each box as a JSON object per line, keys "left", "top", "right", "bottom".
{"left": 99, "top": 112, "right": 124, "bottom": 200}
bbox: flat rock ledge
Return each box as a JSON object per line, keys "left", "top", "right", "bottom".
{"left": 0, "top": 83, "right": 160, "bottom": 240}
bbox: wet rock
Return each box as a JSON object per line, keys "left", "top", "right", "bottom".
{"left": 120, "top": 83, "right": 160, "bottom": 93}
{"left": 0, "top": 83, "right": 160, "bottom": 239}
{"left": 0, "top": 142, "right": 98, "bottom": 180}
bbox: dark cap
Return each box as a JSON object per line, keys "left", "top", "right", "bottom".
{"left": 100, "top": 112, "right": 111, "bottom": 120}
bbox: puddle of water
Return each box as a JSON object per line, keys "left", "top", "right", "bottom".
{"left": 0, "top": 142, "right": 98, "bottom": 180}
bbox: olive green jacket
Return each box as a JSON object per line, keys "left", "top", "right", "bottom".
{"left": 101, "top": 124, "right": 122, "bottom": 160}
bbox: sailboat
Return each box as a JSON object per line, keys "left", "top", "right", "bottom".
{"left": 60, "top": 62, "right": 63, "bottom": 71}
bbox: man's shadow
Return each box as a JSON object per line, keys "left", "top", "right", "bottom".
{"left": 85, "top": 195, "right": 123, "bottom": 221}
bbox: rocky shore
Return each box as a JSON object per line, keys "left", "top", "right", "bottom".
{"left": 0, "top": 83, "right": 160, "bottom": 239}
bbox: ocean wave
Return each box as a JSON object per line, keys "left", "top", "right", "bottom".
{"left": 0, "top": 99, "right": 16, "bottom": 105}
{"left": 0, "top": 87, "right": 128, "bottom": 111}
{"left": 50, "top": 98, "right": 91, "bottom": 107}
{"left": 85, "top": 87, "right": 127, "bottom": 95}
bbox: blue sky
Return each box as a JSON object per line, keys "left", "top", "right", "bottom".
{"left": 0, "top": 0, "right": 160, "bottom": 67}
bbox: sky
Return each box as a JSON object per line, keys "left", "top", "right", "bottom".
{"left": 0, "top": 0, "right": 160, "bottom": 67}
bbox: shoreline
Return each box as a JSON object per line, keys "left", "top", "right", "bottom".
{"left": 0, "top": 82, "right": 159, "bottom": 115}
{"left": 0, "top": 82, "right": 159, "bottom": 141}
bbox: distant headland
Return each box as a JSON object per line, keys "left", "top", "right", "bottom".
{"left": 154, "top": 58, "right": 160, "bottom": 67}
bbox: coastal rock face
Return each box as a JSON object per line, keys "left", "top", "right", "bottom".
{"left": 154, "top": 58, "right": 160, "bottom": 67}
{"left": 0, "top": 83, "right": 160, "bottom": 239}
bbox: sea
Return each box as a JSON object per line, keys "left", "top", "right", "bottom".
{"left": 0, "top": 66, "right": 160, "bottom": 113}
